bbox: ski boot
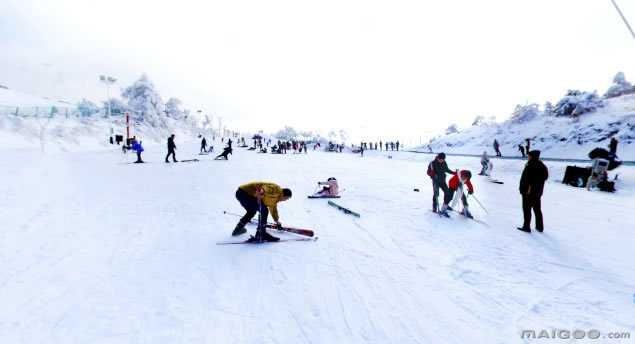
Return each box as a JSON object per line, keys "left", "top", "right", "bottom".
{"left": 246, "top": 228, "right": 279, "bottom": 243}
{"left": 461, "top": 208, "right": 473, "bottom": 219}
{"left": 231, "top": 222, "right": 247, "bottom": 236}
{"left": 516, "top": 226, "right": 531, "bottom": 233}
{"left": 261, "top": 230, "right": 280, "bottom": 242}
{"left": 438, "top": 204, "right": 450, "bottom": 218}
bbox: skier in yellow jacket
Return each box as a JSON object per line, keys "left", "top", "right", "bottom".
{"left": 232, "top": 181, "right": 293, "bottom": 242}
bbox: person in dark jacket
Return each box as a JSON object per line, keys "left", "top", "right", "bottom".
{"left": 493, "top": 139, "right": 502, "bottom": 157}
{"left": 427, "top": 153, "right": 453, "bottom": 212}
{"left": 609, "top": 137, "right": 618, "bottom": 155}
{"left": 165, "top": 134, "right": 178, "bottom": 163}
{"left": 518, "top": 144, "right": 526, "bottom": 158}
{"left": 215, "top": 146, "right": 233, "bottom": 160}
{"left": 200, "top": 137, "right": 207, "bottom": 153}
{"left": 518, "top": 150, "right": 549, "bottom": 233}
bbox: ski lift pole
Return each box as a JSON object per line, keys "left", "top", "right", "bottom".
{"left": 610, "top": 0, "right": 635, "bottom": 41}
{"left": 469, "top": 194, "right": 489, "bottom": 215}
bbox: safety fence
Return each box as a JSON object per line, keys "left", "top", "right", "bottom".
{"left": 0, "top": 105, "right": 80, "bottom": 118}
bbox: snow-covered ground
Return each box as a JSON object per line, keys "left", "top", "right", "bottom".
{"left": 1, "top": 142, "right": 633, "bottom": 343}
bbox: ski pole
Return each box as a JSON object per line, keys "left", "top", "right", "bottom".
{"left": 469, "top": 194, "right": 489, "bottom": 215}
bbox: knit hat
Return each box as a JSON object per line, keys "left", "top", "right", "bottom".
{"left": 436, "top": 153, "right": 446, "bottom": 159}
{"left": 528, "top": 150, "right": 541, "bottom": 159}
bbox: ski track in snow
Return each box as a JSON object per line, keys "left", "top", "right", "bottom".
{"left": 0, "top": 142, "right": 634, "bottom": 343}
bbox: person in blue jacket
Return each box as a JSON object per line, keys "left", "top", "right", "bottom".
{"left": 132, "top": 138, "right": 144, "bottom": 163}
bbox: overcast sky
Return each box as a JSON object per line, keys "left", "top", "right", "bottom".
{"left": 2, "top": 0, "right": 635, "bottom": 143}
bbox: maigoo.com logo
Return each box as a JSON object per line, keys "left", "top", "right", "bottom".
{"left": 521, "top": 329, "right": 631, "bottom": 340}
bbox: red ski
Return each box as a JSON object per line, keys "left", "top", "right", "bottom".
{"left": 223, "top": 211, "right": 315, "bottom": 237}
{"left": 266, "top": 223, "right": 314, "bottom": 237}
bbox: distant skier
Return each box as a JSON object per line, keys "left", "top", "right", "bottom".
{"left": 493, "top": 139, "right": 502, "bottom": 157}
{"left": 379, "top": 140, "right": 383, "bottom": 151}
{"left": 479, "top": 151, "right": 492, "bottom": 176}
{"left": 132, "top": 138, "right": 144, "bottom": 163}
{"left": 517, "top": 150, "right": 549, "bottom": 233}
{"left": 215, "top": 146, "right": 233, "bottom": 160}
{"left": 227, "top": 138, "right": 233, "bottom": 149}
{"left": 518, "top": 144, "right": 525, "bottom": 158}
{"left": 427, "top": 153, "right": 453, "bottom": 213}
{"left": 609, "top": 137, "right": 618, "bottom": 155}
{"left": 165, "top": 134, "right": 178, "bottom": 163}
{"left": 231, "top": 182, "right": 293, "bottom": 243}
{"left": 200, "top": 137, "right": 207, "bottom": 153}
{"left": 396, "top": 141, "right": 400, "bottom": 151}
{"left": 438, "top": 170, "right": 474, "bottom": 218}
{"left": 525, "top": 138, "right": 531, "bottom": 155}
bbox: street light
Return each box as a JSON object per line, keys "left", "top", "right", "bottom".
{"left": 99, "top": 75, "right": 117, "bottom": 117}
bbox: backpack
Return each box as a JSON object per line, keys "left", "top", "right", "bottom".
{"left": 427, "top": 162, "right": 435, "bottom": 178}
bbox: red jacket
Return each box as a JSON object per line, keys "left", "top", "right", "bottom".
{"left": 449, "top": 172, "right": 473, "bottom": 193}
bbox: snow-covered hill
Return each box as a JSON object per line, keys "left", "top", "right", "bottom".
{"left": 0, "top": 87, "right": 204, "bottom": 152}
{"left": 416, "top": 94, "right": 635, "bottom": 161}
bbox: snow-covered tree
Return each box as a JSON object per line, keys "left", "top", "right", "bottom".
{"left": 553, "top": 90, "right": 603, "bottom": 117}
{"left": 543, "top": 101, "right": 554, "bottom": 116}
{"left": 77, "top": 99, "right": 100, "bottom": 117}
{"left": 121, "top": 74, "right": 166, "bottom": 126}
{"left": 165, "top": 97, "right": 185, "bottom": 120}
{"left": 445, "top": 124, "right": 458, "bottom": 135}
{"left": 604, "top": 72, "right": 635, "bottom": 98}
{"left": 274, "top": 126, "right": 298, "bottom": 139}
{"left": 103, "top": 98, "right": 128, "bottom": 116}
{"left": 510, "top": 103, "right": 540, "bottom": 123}
{"left": 472, "top": 115, "right": 485, "bottom": 126}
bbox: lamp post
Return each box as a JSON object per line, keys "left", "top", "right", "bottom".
{"left": 99, "top": 75, "right": 117, "bottom": 117}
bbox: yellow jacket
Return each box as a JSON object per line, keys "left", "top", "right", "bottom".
{"left": 239, "top": 182, "right": 284, "bottom": 221}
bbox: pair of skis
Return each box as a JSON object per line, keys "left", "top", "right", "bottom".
{"left": 218, "top": 211, "right": 317, "bottom": 245}
{"left": 433, "top": 209, "right": 489, "bottom": 227}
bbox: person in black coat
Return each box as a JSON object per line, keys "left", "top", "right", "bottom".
{"left": 200, "top": 137, "right": 207, "bottom": 153}
{"left": 518, "top": 150, "right": 549, "bottom": 233}
{"left": 427, "top": 153, "right": 453, "bottom": 212}
{"left": 518, "top": 144, "right": 525, "bottom": 158}
{"left": 165, "top": 134, "right": 178, "bottom": 163}
{"left": 609, "top": 137, "right": 618, "bottom": 155}
{"left": 215, "top": 146, "right": 233, "bottom": 160}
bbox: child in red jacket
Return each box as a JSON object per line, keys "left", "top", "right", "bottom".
{"left": 439, "top": 170, "right": 474, "bottom": 218}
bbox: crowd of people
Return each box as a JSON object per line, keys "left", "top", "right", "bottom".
{"left": 355, "top": 140, "right": 401, "bottom": 152}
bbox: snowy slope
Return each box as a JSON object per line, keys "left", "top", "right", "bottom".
{"left": 1, "top": 143, "right": 633, "bottom": 343}
{"left": 416, "top": 94, "right": 635, "bottom": 161}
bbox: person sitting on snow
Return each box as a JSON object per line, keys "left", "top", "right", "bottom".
{"left": 439, "top": 170, "right": 474, "bottom": 218}
{"left": 479, "top": 151, "right": 493, "bottom": 176}
{"left": 315, "top": 177, "right": 339, "bottom": 197}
